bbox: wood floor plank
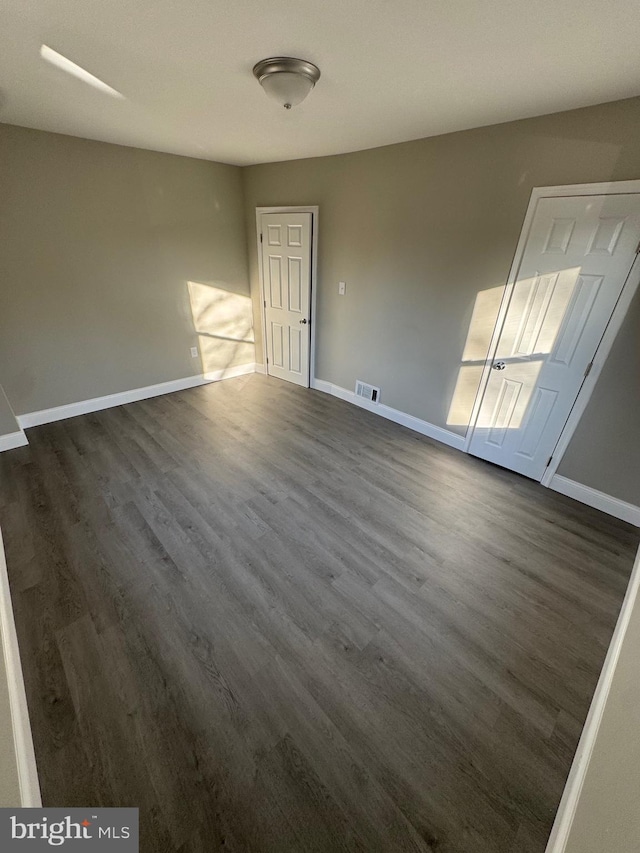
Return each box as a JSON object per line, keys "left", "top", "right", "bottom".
{"left": 0, "top": 374, "right": 637, "bottom": 852}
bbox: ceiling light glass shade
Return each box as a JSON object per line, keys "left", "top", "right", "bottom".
{"left": 253, "top": 57, "right": 320, "bottom": 109}
{"left": 260, "top": 72, "right": 314, "bottom": 108}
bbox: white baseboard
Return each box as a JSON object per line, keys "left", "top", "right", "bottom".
{"left": 17, "top": 375, "right": 208, "bottom": 429}
{"left": 549, "top": 475, "right": 640, "bottom": 527}
{"left": 0, "top": 527, "right": 41, "bottom": 806}
{"left": 545, "top": 543, "right": 640, "bottom": 852}
{"left": 311, "top": 378, "right": 466, "bottom": 451}
{"left": 0, "top": 431, "right": 28, "bottom": 453}
{"left": 17, "top": 363, "right": 258, "bottom": 430}
{"left": 254, "top": 362, "right": 267, "bottom": 375}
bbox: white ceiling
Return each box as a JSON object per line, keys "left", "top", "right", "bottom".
{"left": 1, "top": 0, "right": 640, "bottom": 166}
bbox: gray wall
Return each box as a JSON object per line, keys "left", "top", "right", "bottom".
{"left": 563, "top": 544, "right": 640, "bottom": 853}
{"left": 0, "top": 641, "right": 20, "bottom": 806}
{"left": 558, "top": 288, "right": 640, "bottom": 505}
{"left": 0, "top": 124, "right": 254, "bottom": 416}
{"left": 0, "top": 526, "right": 22, "bottom": 807}
{"left": 0, "top": 387, "right": 19, "bottom": 436}
{"left": 243, "top": 97, "right": 640, "bottom": 504}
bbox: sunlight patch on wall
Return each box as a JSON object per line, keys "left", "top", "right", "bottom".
{"left": 447, "top": 285, "right": 505, "bottom": 427}
{"left": 447, "top": 365, "right": 486, "bottom": 428}
{"left": 188, "top": 282, "right": 255, "bottom": 374}
{"left": 461, "top": 286, "right": 506, "bottom": 362}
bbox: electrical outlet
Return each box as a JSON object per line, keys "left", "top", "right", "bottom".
{"left": 190, "top": 346, "right": 198, "bottom": 358}
{"left": 338, "top": 281, "right": 346, "bottom": 295}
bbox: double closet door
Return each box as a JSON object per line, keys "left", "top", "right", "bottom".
{"left": 469, "top": 192, "right": 640, "bottom": 480}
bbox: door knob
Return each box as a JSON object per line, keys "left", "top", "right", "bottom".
{"left": 299, "top": 318, "right": 308, "bottom": 324}
{"left": 492, "top": 361, "right": 506, "bottom": 371}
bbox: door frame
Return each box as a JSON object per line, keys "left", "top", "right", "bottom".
{"left": 463, "top": 179, "right": 640, "bottom": 486}
{"left": 256, "top": 206, "right": 319, "bottom": 388}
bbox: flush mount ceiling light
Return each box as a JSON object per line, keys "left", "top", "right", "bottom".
{"left": 253, "top": 57, "right": 320, "bottom": 109}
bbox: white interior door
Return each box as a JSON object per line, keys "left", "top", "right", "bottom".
{"left": 261, "top": 212, "right": 312, "bottom": 387}
{"left": 468, "top": 193, "right": 640, "bottom": 480}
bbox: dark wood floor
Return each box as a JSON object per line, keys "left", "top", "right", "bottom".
{"left": 0, "top": 375, "right": 637, "bottom": 853}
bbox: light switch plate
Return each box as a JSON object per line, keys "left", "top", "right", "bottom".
{"left": 338, "top": 281, "right": 346, "bottom": 295}
{"left": 190, "top": 347, "right": 198, "bottom": 358}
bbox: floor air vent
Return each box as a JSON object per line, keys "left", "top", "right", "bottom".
{"left": 355, "top": 380, "right": 380, "bottom": 403}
